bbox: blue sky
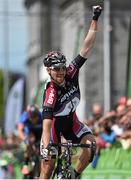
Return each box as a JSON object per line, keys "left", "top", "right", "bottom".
{"left": 0, "top": 0, "right": 27, "bottom": 74}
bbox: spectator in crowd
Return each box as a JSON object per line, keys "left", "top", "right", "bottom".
{"left": 95, "top": 111, "right": 117, "bottom": 148}
{"left": 117, "top": 96, "right": 127, "bottom": 106}
{"left": 117, "top": 107, "right": 131, "bottom": 149}
{"left": 92, "top": 110, "right": 117, "bottom": 168}
{"left": 83, "top": 117, "right": 95, "bottom": 132}
{"left": 126, "top": 98, "right": 131, "bottom": 111}
{"left": 115, "top": 103, "right": 127, "bottom": 119}
{"left": 91, "top": 103, "right": 103, "bottom": 121}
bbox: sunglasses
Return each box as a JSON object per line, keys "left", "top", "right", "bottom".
{"left": 50, "top": 66, "right": 66, "bottom": 71}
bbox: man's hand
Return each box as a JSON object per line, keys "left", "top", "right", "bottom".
{"left": 41, "top": 148, "right": 50, "bottom": 160}
{"left": 92, "top": 5, "right": 102, "bottom": 21}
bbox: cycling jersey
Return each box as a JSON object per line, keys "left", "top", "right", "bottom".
{"left": 18, "top": 111, "right": 43, "bottom": 141}
{"left": 42, "top": 54, "right": 92, "bottom": 143}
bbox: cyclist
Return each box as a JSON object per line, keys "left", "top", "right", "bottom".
{"left": 39, "top": 5, "right": 102, "bottom": 179}
{"left": 17, "top": 104, "right": 43, "bottom": 176}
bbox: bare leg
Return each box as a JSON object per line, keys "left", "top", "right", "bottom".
{"left": 75, "top": 134, "right": 96, "bottom": 173}
{"left": 39, "top": 159, "right": 55, "bottom": 179}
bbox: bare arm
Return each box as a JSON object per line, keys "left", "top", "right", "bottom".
{"left": 17, "top": 124, "right": 26, "bottom": 141}
{"left": 80, "top": 5, "right": 102, "bottom": 59}
{"left": 42, "top": 118, "right": 52, "bottom": 148}
{"left": 80, "top": 20, "right": 98, "bottom": 58}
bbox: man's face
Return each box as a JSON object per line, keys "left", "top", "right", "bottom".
{"left": 47, "top": 66, "right": 66, "bottom": 85}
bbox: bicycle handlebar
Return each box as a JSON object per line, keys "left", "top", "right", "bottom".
{"left": 50, "top": 142, "right": 91, "bottom": 148}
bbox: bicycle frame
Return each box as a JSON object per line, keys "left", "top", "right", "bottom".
{"left": 51, "top": 140, "right": 91, "bottom": 179}
{"left": 21, "top": 141, "right": 40, "bottom": 179}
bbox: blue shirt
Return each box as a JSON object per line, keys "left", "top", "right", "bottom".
{"left": 18, "top": 111, "right": 43, "bottom": 141}
{"left": 100, "top": 131, "right": 117, "bottom": 144}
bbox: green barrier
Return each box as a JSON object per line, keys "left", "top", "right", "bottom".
{"left": 13, "top": 162, "right": 23, "bottom": 179}
{"left": 82, "top": 147, "right": 131, "bottom": 179}
{"left": 82, "top": 169, "right": 131, "bottom": 179}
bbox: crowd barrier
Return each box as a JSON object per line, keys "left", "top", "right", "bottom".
{"left": 1, "top": 145, "right": 131, "bottom": 179}
{"left": 82, "top": 147, "right": 131, "bottom": 179}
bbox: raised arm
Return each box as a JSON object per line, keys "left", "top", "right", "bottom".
{"left": 80, "top": 5, "right": 102, "bottom": 59}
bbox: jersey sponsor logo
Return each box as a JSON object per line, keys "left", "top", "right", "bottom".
{"left": 47, "top": 89, "right": 55, "bottom": 105}
{"left": 76, "top": 125, "right": 92, "bottom": 138}
{"left": 67, "top": 64, "right": 77, "bottom": 78}
{"left": 67, "top": 65, "right": 74, "bottom": 74}
{"left": 61, "top": 86, "right": 78, "bottom": 103}
{"left": 55, "top": 97, "right": 80, "bottom": 116}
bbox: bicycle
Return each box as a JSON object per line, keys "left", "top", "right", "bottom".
{"left": 20, "top": 140, "right": 40, "bottom": 179}
{"left": 50, "top": 140, "right": 92, "bottom": 179}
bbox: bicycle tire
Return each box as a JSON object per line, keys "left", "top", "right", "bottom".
{"left": 50, "top": 141, "right": 91, "bottom": 179}
{"left": 64, "top": 166, "right": 75, "bottom": 179}
{"left": 51, "top": 168, "right": 64, "bottom": 179}
{"left": 51, "top": 168, "right": 57, "bottom": 179}
{"left": 51, "top": 159, "right": 63, "bottom": 179}
{"left": 52, "top": 166, "right": 75, "bottom": 179}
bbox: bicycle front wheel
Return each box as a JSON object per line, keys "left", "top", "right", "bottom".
{"left": 64, "top": 166, "right": 75, "bottom": 179}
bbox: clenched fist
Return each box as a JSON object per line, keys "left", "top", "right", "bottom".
{"left": 92, "top": 5, "right": 102, "bottom": 21}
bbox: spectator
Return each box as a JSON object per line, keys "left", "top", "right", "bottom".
{"left": 118, "top": 113, "right": 131, "bottom": 149}
{"left": 117, "top": 96, "right": 127, "bottom": 106}
{"left": 115, "top": 104, "right": 127, "bottom": 119}
{"left": 126, "top": 98, "right": 131, "bottom": 111}
{"left": 92, "top": 111, "right": 117, "bottom": 168}
{"left": 91, "top": 103, "right": 103, "bottom": 121}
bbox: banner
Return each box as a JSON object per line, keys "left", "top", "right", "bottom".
{"left": 127, "top": 18, "right": 131, "bottom": 98}
{"left": 4, "top": 78, "right": 24, "bottom": 136}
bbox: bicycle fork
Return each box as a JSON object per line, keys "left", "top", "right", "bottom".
{"left": 56, "top": 158, "right": 63, "bottom": 179}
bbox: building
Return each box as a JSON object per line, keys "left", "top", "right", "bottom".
{"left": 24, "top": 0, "right": 131, "bottom": 120}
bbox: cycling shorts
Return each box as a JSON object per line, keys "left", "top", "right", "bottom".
{"left": 40, "top": 112, "right": 92, "bottom": 157}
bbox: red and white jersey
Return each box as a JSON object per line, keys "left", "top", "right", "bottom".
{"left": 42, "top": 54, "right": 87, "bottom": 119}
{"left": 42, "top": 54, "right": 92, "bottom": 143}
